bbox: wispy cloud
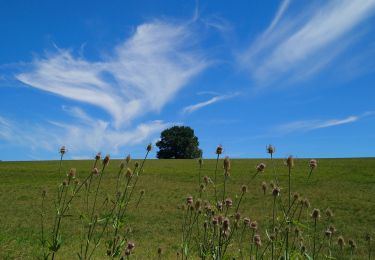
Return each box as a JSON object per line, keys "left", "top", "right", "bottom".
{"left": 240, "top": 0, "right": 375, "bottom": 86}
{"left": 182, "top": 92, "right": 239, "bottom": 114}
{"left": 17, "top": 20, "right": 208, "bottom": 128}
{"left": 276, "top": 111, "right": 375, "bottom": 134}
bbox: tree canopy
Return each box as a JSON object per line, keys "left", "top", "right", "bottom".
{"left": 156, "top": 126, "right": 202, "bottom": 159}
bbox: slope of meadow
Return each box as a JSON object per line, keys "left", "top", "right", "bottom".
{"left": 0, "top": 158, "right": 374, "bottom": 259}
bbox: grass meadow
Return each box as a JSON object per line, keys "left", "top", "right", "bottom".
{"left": 0, "top": 157, "right": 374, "bottom": 259}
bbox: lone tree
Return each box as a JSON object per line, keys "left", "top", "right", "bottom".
{"left": 156, "top": 126, "right": 202, "bottom": 159}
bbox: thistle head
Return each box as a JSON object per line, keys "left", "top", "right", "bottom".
{"left": 325, "top": 230, "right": 332, "bottom": 238}
{"left": 103, "top": 154, "right": 110, "bottom": 166}
{"left": 146, "top": 143, "right": 152, "bottom": 152}
{"left": 286, "top": 156, "right": 294, "bottom": 168}
{"left": 241, "top": 184, "right": 248, "bottom": 194}
{"left": 95, "top": 152, "right": 101, "bottom": 161}
{"left": 309, "top": 159, "right": 317, "bottom": 169}
{"left": 311, "top": 208, "right": 320, "bottom": 220}
{"left": 293, "top": 192, "right": 300, "bottom": 201}
{"left": 225, "top": 198, "right": 232, "bottom": 208}
{"left": 59, "top": 146, "right": 66, "bottom": 156}
{"left": 125, "top": 168, "right": 133, "bottom": 179}
{"left": 223, "top": 218, "right": 230, "bottom": 231}
{"left": 365, "top": 233, "right": 372, "bottom": 242}
{"left": 243, "top": 217, "right": 251, "bottom": 226}
{"left": 140, "top": 189, "right": 145, "bottom": 195}
{"left": 256, "top": 163, "right": 266, "bottom": 172}
{"left": 235, "top": 212, "right": 241, "bottom": 221}
{"left": 272, "top": 187, "right": 280, "bottom": 197}
{"left": 216, "top": 145, "right": 223, "bottom": 155}
{"left": 348, "top": 239, "right": 356, "bottom": 249}
{"left": 338, "top": 236, "right": 345, "bottom": 247}
{"left": 41, "top": 189, "right": 47, "bottom": 198}
{"left": 266, "top": 144, "right": 275, "bottom": 155}
{"left": 212, "top": 216, "right": 218, "bottom": 226}
{"left": 157, "top": 247, "right": 162, "bottom": 256}
{"left": 250, "top": 221, "right": 258, "bottom": 230}
{"left": 203, "top": 176, "right": 210, "bottom": 185}
{"left": 186, "top": 195, "right": 193, "bottom": 205}
{"left": 125, "top": 154, "right": 131, "bottom": 163}
{"left": 325, "top": 208, "right": 333, "bottom": 219}
{"left": 223, "top": 156, "right": 231, "bottom": 172}
{"left": 68, "top": 168, "right": 76, "bottom": 178}
{"left": 254, "top": 235, "right": 262, "bottom": 247}
{"left": 92, "top": 167, "right": 99, "bottom": 175}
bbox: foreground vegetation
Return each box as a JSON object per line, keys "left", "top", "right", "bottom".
{"left": 0, "top": 150, "right": 374, "bottom": 259}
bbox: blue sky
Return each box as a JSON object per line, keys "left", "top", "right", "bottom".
{"left": 1, "top": 0, "right": 375, "bottom": 160}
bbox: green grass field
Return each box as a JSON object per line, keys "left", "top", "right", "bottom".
{"left": 0, "top": 157, "right": 374, "bottom": 259}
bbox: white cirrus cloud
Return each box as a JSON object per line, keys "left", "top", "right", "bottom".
{"left": 17, "top": 20, "right": 208, "bottom": 128}
{"left": 182, "top": 92, "right": 239, "bottom": 114}
{"left": 240, "top": 0, "right": 375, "bottom": 86}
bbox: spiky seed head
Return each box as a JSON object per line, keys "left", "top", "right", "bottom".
{"left": 267, "top": 144, "right": 275, "bottom": 155}
{"left": 216, "top": 145, "right": 223, "bottom": 155}
{"left": 125, "top": 154, "right": 131, "bottom": 163}
{"left": 103, "top": 154, "right": 110, "bottom": 166}
{"left": 272, "top": 187, "right": 280, "bottom": 197}
{"left": 250, "top": 221, "right": 258, "bottom": 230}
{"left": 68, "top": 168, "right": 76, "bottom": 178}
{"left": 241, "top": 184, "right": 248, "bottom": 194}
{"left": 127, "top": 241, "right": 135, "bottom": 250}
{"left": 62, "top": 179, "right": 68, "bottom": 186}
{"left": 243, "top": 217, "right": 250, "bottom": 226}
{"left": 146, "top": 143, "right": 152, "bottom": 152}
{"left": 329, "top": 225, "right": 336, "bottom": 234}
{"left": 293, "top": 192, "right": 300, "bottom": 201}
{"left": 225, "top": 198, "right": 232, "bottom": 208}
{"left": 157, "top": 247, "right": 162, "bottom": 255}
{"left": 223, "top": 218, "right": 230, "bottom": 231}
{"left": 134, "top": 162, "right": 139, "bottom": 168}
{"left": 325, "top": 208, "right": 333, "bottom": 218}
{"left": 125, "top": 168, "right": 133, "bottom": 179}
{"left": 217, "top": 201, "right": 223, "bottom": 211}
{"left": 186, "top": 195, "right": 193, "bottom": 205}
{"left": 311, "top": 208, "right": 321, "bottom": 219}
{"left": 59, "top": 146, "right": 66, "bottom": 155}
{"left": 212, "top": 217, "right": 218, "bottom": 225}
{"left": 95, "top": 152, "right": 101, "bottom": 160}
{"left": 74, "top": 178, "right": 80, "bottom": 185}
{"left": 338, "top": 236, "right": 345, "bottom": 247}
{"left": 256, "top": 163, "right": 266, "bottom": 172}
{"left": 41, "top": 189, "right": 47, "bottom": 198}
{"left": 92, "top": 167, "right": 99, "bottom": 175}
{"left": 309, "top": 159, "right": 317, "bottom": 169}
{"left": 200, "top": 183, "right": 205, "bottom": 191}
{"left": 235, "top": 212, "right": 241, "bottom": 221}
{"left": 325, "top": 230, "right": 332, "bottom": 238}
{"left": 203, "top": 176, "right": 210, "bottom": 185}
{"left": 365, "top": 233, "right": 372, "bottom": 242}
{"left": 254, "top": 235, "right": 262, "bottom": 247}
{"left": 348, "top": 239, "right": 356, "bottom": 249}
{"left": 286, "top": 156, "right": 294, "bottom": 168}
{"left": 140, "top": 189, "right": 145, "bottom": 195}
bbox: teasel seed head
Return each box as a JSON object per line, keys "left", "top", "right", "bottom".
{"left": 348, "top": 239, "right": 356, "bottom": 249}
{"left": 186, "top": 195, "right": 193, "bottom": 205}
{"left": 338, "top": 236, "right": 345, "bottom": 247}
{"left": 68, "top": 168, "right": 76, "bottom": 178}
{"left": 212, "top": 216, "right": 218, "bottom": 226}
{"left": 59, "top": 146, "right": 66, "bottom": 155}
{"left": 261, "top": 182, "right": 267, "bottom": 195}
{"left": 311, "top": 208, "right": 321, "bottom": 220}
{"left": 256, "top": 163, "right": 266, "bottom": 173}
{"left": 134, "top": 162, "right": 139, "bottom": 168}
{"left": 62, "top": 179, "right": 68, "bottom": 186}
{"left": 223, "top": 156, "right": 231, "bottom": 172}
{"left": 272, "top": 187, "right": 280, "bottom": 197}
{"left": 225, "top": 198, "right": 233, "bottom": 208}
{"left": 140, "top": 189, "right": 145, "bottom": 195}
{"left": 217, "top": 201, "right": 223, "bottom": 211}
{"left": 325, "top": 230, "right": 332, "bottom": 238}
{"left": 309, "top": 159, "right": 317, "bottom": 169}
{"left": 125, "top": 154, "right": 131, "bottom": 163}
{"left": 223, "top": 218, "right": 230, "bottom": 231}
{"left": 241, "top": 184, "right": 248, "bottom": 194}
{"left": 146, "top": 143, "right": 152, "bottom": 152}
{"left": 250, "top": 221, "right": 258, "bottom": 230}
{"left": 267, "top": 144, "right": 275, "bottom": 155}
{"left": 103, "top": 154, "right": 110, "bottom": 166}
{"left": 74, "top": 178, "right": 80, "bottom": 185}
{"left": 125, "top": 168, "right": 133, "bottom": 179}
{"left": 216, "top": 145, "right": 223, "bottom": 155}
{"left": 293, "top": 192, "right": 300, "bottom": 201}
{"left": 254, "top": 234, "right": 262, "bottom": 247}
{"left": 95, "top": 152, "right": 101, "bottom": 161}
{"left": 286, "top": 156, "right": 294, "bottom": 168}
{"left": 243, "top": 217, "right": 250, "bottom": 226}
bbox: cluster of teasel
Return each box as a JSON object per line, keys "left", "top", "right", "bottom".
{"left": 40, "top": 144, "right": 152, "bottom": 260}
{"left": 179, "top": 145, "right": 373, "bottom": 260}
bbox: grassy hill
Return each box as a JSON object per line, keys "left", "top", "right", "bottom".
{"left": 0, "top": 158, "right": 374, "bottom": 259}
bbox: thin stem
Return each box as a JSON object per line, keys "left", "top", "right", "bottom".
{"left": 213, "top": 154, "right": 220, "bottom": 205}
